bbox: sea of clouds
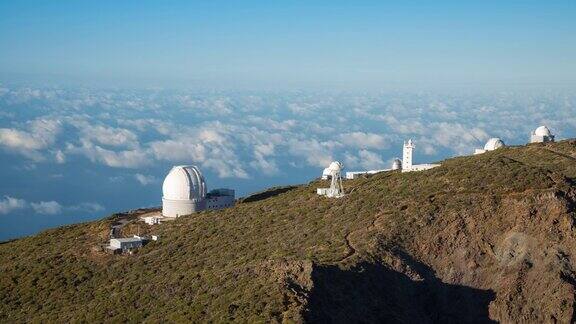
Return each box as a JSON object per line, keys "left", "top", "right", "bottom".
{"left": 0, "top": 85, "right": 574, "bottom": 240}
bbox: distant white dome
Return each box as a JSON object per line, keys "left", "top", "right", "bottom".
{"left": 391, "top": 158, "right": 402, "bottom": 170}
{"left": 162, "top": 165, "right": 207, "bottom": 201}
{"left": 534, "top": 125, "right": 552, "bottom": 137}
{"left": 484, "top": 138, "right": 505, "bottom": 151}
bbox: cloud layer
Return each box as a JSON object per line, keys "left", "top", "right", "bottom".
{"left": 1, "top": 87, "right": 574, "bottom": 180}
{"left": 0, "top": 196, "right": 104, "bottom": 216}
{"left": 0, "top": 85, "right": 574, "bottom": 223}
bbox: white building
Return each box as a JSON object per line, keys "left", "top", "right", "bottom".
{"left": 345, "top": 139, "right": 438, "bottom": 177}
{"left": 402, "top": 139, "right": 440, "bottom": 173}
{"left": 317, "top": 161, "right": 345, "bottom": 198}
{"left": 162, "top": 165, "right": 235, "bottom": 218}
{"left": 530, "top": 125, "right": 555, "bottom": 143}
{"left": 346, "top": 169, "right": 388, "bottom": 180}
{"left": 205, "top": 188, "right": 235, "bottom": 210}
{"left": 345, "top": 158, "right": 402, "bottom": 180}
{"left": 392, "top": 158, "right": 402, "bottom": 170}
{"left": 474, "top": 137, "right": 505, "bottom": 155}
{"left": 142, "top": 215, "right": 162, "bottom": 225}
{"left": 109, "top": 237, "right": 143, "bottom": 252}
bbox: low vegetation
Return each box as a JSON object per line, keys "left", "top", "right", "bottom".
{"left": 1, "top": 140, "right": 576, "bottom": 322}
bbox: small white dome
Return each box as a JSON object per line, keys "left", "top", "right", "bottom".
{"left": 484, "top": 138, "right": 505, "bottom": 151}
{"left": 327, "top": 161, "right": 343, "bottom": 172}
{"left": 391, "top": 158, "right": 402, "bottom": 170}
{"left": 534, "top": 125, "right": 552, "bottom": 137}
{"left": 162, "top": 165, "right": 207, "bottom": 201}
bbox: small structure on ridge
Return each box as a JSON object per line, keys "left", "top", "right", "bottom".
{"left": 317, "top": 161, "right": 345, "bottom": 198}
{"left": 108, "top": 236, "right": 143, "bottom": 253}
{"left": 346, "top": 158, "right": 402, "bottom": 179}
{"left": 162, "top": 165, "right": 235, "bottom": 218}
{"left": 474, "top": 137, "right": 505, "bottom": 155}
{"left": 530, "top": 125, "right": 555, "bottom": 143}
{"left": 402, "top": 139, "right": 440, "bottom": 172}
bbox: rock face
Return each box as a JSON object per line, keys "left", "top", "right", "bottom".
{"left": 1, "top": 140, "right": 576, "bottom": 322}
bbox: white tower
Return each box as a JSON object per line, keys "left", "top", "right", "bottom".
{"left": 402, "top": 139, "right": 414, "bottom": 172}
{"left": 328, "top": 162, "right": 344, "bottom": 198}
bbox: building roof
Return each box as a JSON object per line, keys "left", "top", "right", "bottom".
{"left": 162, "top": 165, "right": 207, "bottom": 201}
{"left": 534, "top": 125, "right": 552, "bottom": 137}
{"left": 484, "top": 138, "right": 505, "bottom": 151}
{"left": 111, "top": 237, "right": 142, "bottom": 243}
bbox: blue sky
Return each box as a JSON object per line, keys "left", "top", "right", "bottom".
{"left": 1, "top": 1, "right": 575, "bottom": 88}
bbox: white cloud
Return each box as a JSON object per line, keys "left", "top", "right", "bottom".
{"left": 428, "top": 122, "right": 490, "bottom": 155}
{"left": 118, "top": 118, "right": 173, "bottom": 135}
{"left": 420, "top": 143, "right": 438, "bottom": 156}
{"left": 83, "top": 125, "right": 139, "bottom": 148}
{"left": 67, "top": 118, "right": 139, "bottom": 148}
{"left": 0, "top": 128, "right": 46, "bottom": 150}
{"left": 339, "top": 132, "right": 389, "bottom": 149}
{"left": 134, "top": 173, "right": 157, "bottom": 186}
{"left": 250, "top": 143, "right": 279, "bottom": 175}
{"left": 250, "top": 157, "right": 278, "bottom": 175}
{"left": 148, "top": 123, "right": 249, "bottom": 179}
{"left": 254, "top": 143, "right": 275, "bottom": 157}
{"left": 244, "top": 116, "right": 297, "bottom": 131}
{"left": 377, "top": 115, "right": 427, "bottom": 135}
{"left": 31, "top": 201, "right": 62, "bottom": 215}
{"left": 0, "top": 195, "right": 104, "bottom": 216}
{"left": 30, "top": 119, "right": 62, "bottom": 141}
{"left": 288, "top": 139, "right": 338, "bottom": 168}
{"left": 0, "top": 118, "right": 61, "bottom": 160}
{"left": 66, "top": 140, "right": 149, "bottom": 168}
{"left": 198, "top": 129, "right": 226, "bottom": 144}
{"left": 0, "top": 196, "right": 26, "bottom": 214}
{"left": 2, "top": 87, "right": 575, "bottom": 189}
{"left": 148, "top": 140, "right": 206, "bottom": 162}
{"left": 203, "top": 158, "right": 249, "bottom": 179}
{"left": 68, "top": 202, "right": 105, "bottom": 213}
{"left": 54, "top": 150, "right": 66, "bottom": 164}
{"left": 344, "top": 150, "right": 385, "bottom": 170}
{"left": 287, "top": 102, "right": 322, "bottom": 116}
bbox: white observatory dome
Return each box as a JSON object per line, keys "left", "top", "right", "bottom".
{"left": 162, "top": 165, "right": 207, "bottom": 201}
{"left": 484, "top": 138, "right": 505, "bottom": 151}
{"left": 391, "top": 158, "right": 402, "bottom": 170}
{"left": 328, "top": 161, "right": 343, "bottom": 172}
{"left": 534, "top": 125, "right": 552, "bottom": 137}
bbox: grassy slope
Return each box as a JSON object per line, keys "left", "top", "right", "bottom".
{"left": 1, "top": 140, "right": 576, "bottom": 322}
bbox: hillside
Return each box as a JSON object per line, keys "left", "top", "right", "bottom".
{"left": 2, "top": 140, "right": 576, "bottom": 322}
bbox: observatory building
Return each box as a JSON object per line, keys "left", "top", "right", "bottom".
{"left": 402, "top": 139, "right": 440, "bottom": 172}
{"left": 530, "top": 126, "right": 555, "bottom": 143}
{"left": 162, "top": 165, "right": 235, "bottom": 218}
{"left": 317, "top": 161, "right": 345, "bottom": 198}
{"left": 345, "top": 158, "right": 402, "bottom": 180}
{"left": 344, "top": 139, "right": 438, "bottom": 178}
{"left": 474, "top": 137, "right": 505, "bottom": 155}
{"left": 392, "top": 158, "right": 402, "bottom": 170}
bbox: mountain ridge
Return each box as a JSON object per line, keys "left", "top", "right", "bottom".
{"left": 2, "top": 140, "right": 576, "bottom": 322}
